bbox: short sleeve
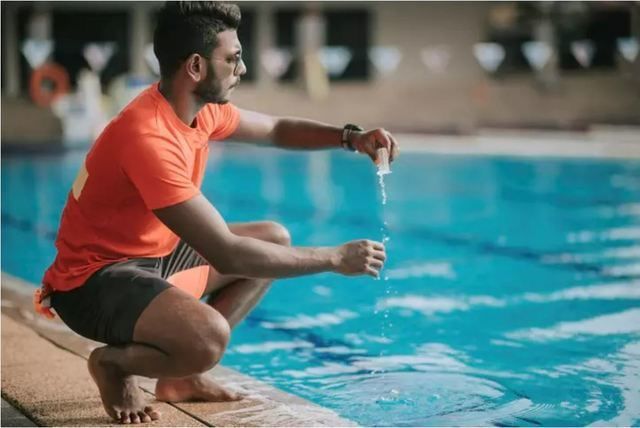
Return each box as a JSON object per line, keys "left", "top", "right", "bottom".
{"left": 206, "top": 103, "right": 241, "bottom": 141}
{"left": 121, "top": 135, "right": 200, "bottom": 210}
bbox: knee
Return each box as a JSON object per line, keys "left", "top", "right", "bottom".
{"left": 181, "top": 310, "right": 230, "bottom": 373}
{"left": 265, "top": 221, "right": 291, "bottom": 246}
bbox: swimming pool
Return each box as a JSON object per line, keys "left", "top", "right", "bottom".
{"left": 2, "top": 143, "right": 640, "bottom": 426}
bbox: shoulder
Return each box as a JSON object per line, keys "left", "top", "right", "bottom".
{"left": 101, "top": 88, "right": 168, "bottom": 148}
{"left": 116, "top": 88, "right": 163, "bottom": 133}
{"left": 199, "top": 103, "right": 241, "bottom": 140}
{"left": 199, "top": 102, "right": 239, "bottom": 122}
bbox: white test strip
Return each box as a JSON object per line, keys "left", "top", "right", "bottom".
{"left": 377, "top": 148, "right": 392, "bottom": 175}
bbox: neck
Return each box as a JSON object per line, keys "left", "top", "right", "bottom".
{"left": 158, "top": 78, "right": 204, "bottom": 127}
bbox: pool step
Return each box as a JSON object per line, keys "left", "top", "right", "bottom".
{"left": 1, "top": 273, "right": 357, "bottom": 427}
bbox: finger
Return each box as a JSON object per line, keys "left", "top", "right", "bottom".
{"left": 368, "top": 258, "right": 383, "bottom": 269}
{"left": 369, "top": 151, "right": 378, "bottom": 164}
{"left": 372, "top": 250, "right": 386, "bottom": 261}
{"left": 365, "top": 266, "right": 380, "bottom": 278}
{"left": 368, "top": 240, "right": 385, "bottom": 251}
{"left": 386, "top": 132, "right": 399, "bottom": 162}
{"left": 357, "top": 140, "right": 378, "bottom": 163}
{"left": 376, "top": 129, "right": 392, "bottom": 151}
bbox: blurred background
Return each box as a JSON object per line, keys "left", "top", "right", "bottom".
{"left": 2, "top": 3, "right": 640, "bottom": 425}
{"left": 2, "top": 1, "right": 639, "bottom": 150}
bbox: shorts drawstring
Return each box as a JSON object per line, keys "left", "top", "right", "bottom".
{"left": 33, "top": 286, "right": 55, "bottom": 319}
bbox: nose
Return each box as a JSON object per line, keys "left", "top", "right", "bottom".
{"left": 236, "top": 58, "right": 247, "bottom": 76}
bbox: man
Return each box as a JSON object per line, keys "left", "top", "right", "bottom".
{"left": 36, "top": 1, "right": 399, "bottom": 424}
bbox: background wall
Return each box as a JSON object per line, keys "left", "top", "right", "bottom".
{"left": 2, "top": 1, "right": 639, "bottom": 146}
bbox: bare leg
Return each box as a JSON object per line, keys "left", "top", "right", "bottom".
{"left": 89, "top": 287, "right": 232, "bottom": 423}
{"left": 208, "top": 221, "right": 290, "bottom": 327}
{"left": 155, "top": 221, "right": 290, "bottom": 403}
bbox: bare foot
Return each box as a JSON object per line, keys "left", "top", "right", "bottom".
{"left": 88, "top": 347, "right": 161, "bottom": 424}
{"left": 155, "top": 374, "right": 244, "bottom": 403}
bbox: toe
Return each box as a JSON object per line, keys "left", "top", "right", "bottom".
{"left": 138, "top": 411, "right": 151, "bottom": 423}
{"left": 145, "top": 406, "right": 161, "bottom": 421}
{"left": 119, "top": 411, "right": 131, "bottom": 424}
{"left": 229, "top": 392, "right": 244, "bottom": 401}
{"left": 130, "top": 412, "right": 141, "bottom": 424}
{"left": 225, "top": 389, "right": 245, "bottom": 401}
{"left": 107, "top": 408, "right": 121, "bottom": 421}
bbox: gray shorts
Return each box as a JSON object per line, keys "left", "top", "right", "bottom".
{"left": 51, "top": 241, "right": 208, "bottom": 345}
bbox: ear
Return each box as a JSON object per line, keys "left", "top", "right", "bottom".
{"left": 185, "top": 53, "right": 206, "bottom": 83}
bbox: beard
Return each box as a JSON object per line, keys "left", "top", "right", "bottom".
{"left": 193, "top": 72, "right": 228, "bottom": 104}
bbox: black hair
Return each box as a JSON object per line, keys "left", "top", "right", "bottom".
{"left": 153, "top": 1, "right": 241, "bottom": 78}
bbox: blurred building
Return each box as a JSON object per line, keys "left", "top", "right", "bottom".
{"left": 2, "top": 1, "right": 640, "bottom": 147}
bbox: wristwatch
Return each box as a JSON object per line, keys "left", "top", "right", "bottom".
{"left": 341, "top": 124, "right": 364, "bottom": 152}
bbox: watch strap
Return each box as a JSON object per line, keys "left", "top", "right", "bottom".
{"left": 341, "top": 124, "right": 363, "bottom": 151}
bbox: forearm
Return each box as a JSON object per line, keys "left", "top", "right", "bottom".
{"left": 216, "top": 236, "right": 337, "bottom": 278}
{"left": 271, "top": 118, "right": 342, "bottom": 150}
{"left": 154, "top": 195, "right": 338, "bottom": 279}
{"left": 154, "top": 196, "right": 385, "bottom": 281}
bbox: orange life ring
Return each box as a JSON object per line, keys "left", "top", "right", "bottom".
{"left": 29, "top": 63, "right": 70, "bottom": 107}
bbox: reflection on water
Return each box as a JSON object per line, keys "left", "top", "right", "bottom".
{"left": 379, "top": 294, "right": 505, "bottom": 316}
{"left": 567, "top": 226, "right": 640, "bottom": 243}
{"left": 324, "top": 372, "right": 518, "bottom": 426}
{"left": 386, "top": 261, "right": 457, "bottom": 280}
{"left": 259, "top": 341, "right": 570, "bottom": 426}
{"left": 506, "top": 308, "right": 640, "bottom": 342}
{"left": 259, "top": 309, "right": 359, "bottom": 330}
{"left": 376, "top": 281, "right": 640, "bottom": 318}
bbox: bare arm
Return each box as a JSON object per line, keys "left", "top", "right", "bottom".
{"left": 230, "top": 109, "right": 342, "bottom": 150}
{"left": 229, "top": 109, "right": 399, "bottom": 161}
{"left": 153, "top": 194, "right": 385, "bottom": 279}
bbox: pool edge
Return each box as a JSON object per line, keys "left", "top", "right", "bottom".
{"left": 1, "top": 271, "right": 358, "bottom": 427}
{"left": 397, "top": 132, "right": 640, "bottom": 159}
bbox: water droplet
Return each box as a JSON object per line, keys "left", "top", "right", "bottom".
{"left": 376, "top": 164, "right": 395, "bottom": 361}
{"left": 378, "top": 174, "right": 388, "bottom": 205}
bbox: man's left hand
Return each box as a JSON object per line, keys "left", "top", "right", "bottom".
{"left": 350, "top": 128, "right": 400, "bottom": 165}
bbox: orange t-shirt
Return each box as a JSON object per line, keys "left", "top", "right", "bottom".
{"left": 42, "top": 84, "right": 240, "bottom": 292}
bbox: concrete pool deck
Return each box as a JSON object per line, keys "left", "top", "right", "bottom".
{"left": 1, "top": 273, "right": 357, "bottom": 427}
{"left": 397, "top": 127, "right": 640, "bottom": 159}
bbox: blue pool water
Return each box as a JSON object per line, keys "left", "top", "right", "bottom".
{"left": 2, "top": 144, "right": 640, "bottom": 426}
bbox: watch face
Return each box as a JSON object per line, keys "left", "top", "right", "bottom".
{"left": 342, "top": 125, "right": 358, "bottom": 151}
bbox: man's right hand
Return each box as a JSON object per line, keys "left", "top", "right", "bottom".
{"left": 333, "top": 240, "right": 386, "bottom": 278}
